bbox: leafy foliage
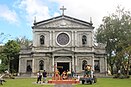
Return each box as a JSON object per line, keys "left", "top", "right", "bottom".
{"left": 0, "top": 36, "right": 32, "bottom": 73}
{"left": 96, "top": 6, "right": 131, "bottom": 75}
{"left": 3, "top": 40, "right": 20, "bottom": 73}
{"left": 0, "top": 53, "right": 8, "bottom": 73}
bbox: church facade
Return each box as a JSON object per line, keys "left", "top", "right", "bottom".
{"left": 19, "top": 13, "right": 107, "bottom": 76}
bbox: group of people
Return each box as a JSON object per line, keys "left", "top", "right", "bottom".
{"left": 54, "top": 69, "right": 74, "bottom": 80}
{"left": 61, "top": 70, "right": 72, "bottom": 80}
{"left": 37, "top": 69, "right": 75, "bottom": 83}
{"left": 36, "top": 70, "right": 47, "bottom": 84}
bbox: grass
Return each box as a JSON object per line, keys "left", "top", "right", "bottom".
{"left": 1, "top": 78, "right": 53, "bottom": 87}
{"left": 76, "top": 78, "right": 131, "bottom": 87}
{"left": 1, "top": 78, "right": 131, "bottom": 87}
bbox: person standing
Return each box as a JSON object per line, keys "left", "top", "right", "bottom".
{"left": 71, "top": 69, "right": 75, "bottom": 78}
{"left": 36, "top": 71, "right": 42, "bottom": 84}
{"left": 77, "top": 75, "right": 80, "bottom": 80}
{"left": 91, "top": 70, "right": 94, "bottom": 78}
{"left": 42, "top": 70, "right": 47, "bottom": 83}
{"left": 118, "top": 69, "right": 121, "bottom": 77}
{"left": 67, "top": 70, "right": 72, "bottom": 80}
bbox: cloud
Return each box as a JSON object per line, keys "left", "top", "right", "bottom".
{"left": 50, "top": 0, "right": 116, "bottom": 28}
{"left": 14, "top": 0, "right": 131, "bottom": 27}
{"left": 50, "top": 0, "right": 131, "bottom": 28}
{"left": 0, "top": 4, "right": 18, "bottom": 24}
{"left": 53, "top": 12, "right": 60, "bottom": 17}
{"left": 15, "top": 0, "right": 51, "bottom": 24}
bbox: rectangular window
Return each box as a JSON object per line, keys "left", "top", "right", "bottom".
{"left": 26, "top": 60, "right": 32, "bottom": 72}
{"left": 94, "top": 60, "right": 100, "bottom": 73}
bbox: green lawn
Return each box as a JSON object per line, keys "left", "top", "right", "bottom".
{"left": 76, "top": 78, "right": 131, "bottom": 87}
{"left": 1, "top": 78, "right": 131, "bottom": 87}
{"left": 1, "top": 78, "right": 53, "bottom": 87}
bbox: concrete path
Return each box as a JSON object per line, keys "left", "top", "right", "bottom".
{"left": 54, "top": 84, "right": 73, "bottom": 87}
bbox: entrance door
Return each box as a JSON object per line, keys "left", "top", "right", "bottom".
{"left": 57, "top": 62, "right": 69, "bottom": 75}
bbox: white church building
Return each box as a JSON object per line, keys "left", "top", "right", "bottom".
{"left": 19, "top": 7, "right": 107, "bottom": 76}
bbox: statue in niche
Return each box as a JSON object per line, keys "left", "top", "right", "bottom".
{"left": 40, "top": 35, "right": 44, "bottom": 45}
{"left": 39, "top": 60, "right": 44, "bottom": 70}
{"left": 82, "top": 35, "right": 87, "bottom": 45}
{"left": 26, "top": 65, "right": 32, "bottom": 72}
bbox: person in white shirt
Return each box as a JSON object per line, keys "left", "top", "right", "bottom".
{"left": 36, "top": 71, "right": 42, "bottom": 84}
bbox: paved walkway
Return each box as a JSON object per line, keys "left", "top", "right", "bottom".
{"left": 54, "top": 84, "right": 73, "bottom": 87}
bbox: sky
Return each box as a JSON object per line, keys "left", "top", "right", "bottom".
{"left": 0, "top": 0, "right": 131, "bottom": 44}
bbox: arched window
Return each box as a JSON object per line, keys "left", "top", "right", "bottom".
{"left": 39, "top": 60, "right": 44, "bottom": 70}
{"left": 40, "top": 35, "right": 45, "bottom": 45}
{"left": 82, "top": 35, "right": 87, "bottom": 45}
{"left": 82, "top": 60, "right": 87, "bottom": 70}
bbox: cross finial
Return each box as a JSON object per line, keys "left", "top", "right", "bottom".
{"left": 60, "top": 6, "right": 66, "bottom": 15}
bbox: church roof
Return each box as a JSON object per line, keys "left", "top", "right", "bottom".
{"left": 33, "top": 15, "right": 93, "bottom": 28}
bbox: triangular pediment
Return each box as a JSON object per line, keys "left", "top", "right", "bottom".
{"left": 32, "top": 15, "right": 94, "bottom": 29}
{"left": 52, "top": 49, "right": 74, "bottom": 54}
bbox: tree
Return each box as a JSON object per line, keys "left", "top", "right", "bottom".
{"left": 96, "top": 6, "right": 131, "bottom": 74}
{"left": 3, "top": 40, "right": 20, "bottom": 73}
{"left": 0, "top": 45, "right": 8, "bottom": 73}
{"left": 0, "top": 36, "right": 32, "bottom": 73}
{"left": 116, "top": 46, "right": 131, "bottom": 76}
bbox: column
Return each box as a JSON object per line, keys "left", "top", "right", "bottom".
{"left": 75, "top": 55, "right": 77, "bottom": 65}
{"left": 75, "top": 55, "right": 77, "bottom": 72}
{"left": 91, "top": 31, "right": 94, "bottom": 47}
{"left": 49, "top": 31, "right": 52, "bottom": 46}
{"left": 71, "top": 31, "right": 74, "bottom": 46}
{"left": 53, "top": 31, "right": 55, "bottom": 47}
{"left": 52, "top": 56, "right": 54, "bottom": 71}
{"left": 75, "top": 31, "right": 77, "bottom": 46}
{"left": 73, "top": 31, "right": 75, "bottom": 46}
{"left": 32, "top": 58, "right": 35, "bottom": 73}
{"left": 32, "top": 30, "right": 35, "bottom": 46}
{"left": 70, "top": 62, "right": 71, "bottom": 71}
{"left": 49, "top": 31, "right": 52, "bottom": 51}
{"left": 72, "top": 56, "right": 75, "bottom": 71}
{"left": 100, "top": 58, "right": 104, "bottom": 73}
{"left": 18, "top": 57, "right": 21, "bottom": 74}
{"left": 92, "top": 56, "right": 94, "bottom": 70}
{"left": 34, "top": 31, "right": 38, "bottom": 47}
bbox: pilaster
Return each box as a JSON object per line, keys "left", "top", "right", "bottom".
{"left": 72, "top": 56, "right": 75, "bottom": 71}
{"left": 52, "top": 55, "right": 54, "bottom": 71}
{"left": 75, "top": 31, "right": 77, "bottom": 46}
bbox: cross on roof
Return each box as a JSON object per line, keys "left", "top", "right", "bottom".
{"left": 60, "top": 6, "right": 66, "bottom": 15}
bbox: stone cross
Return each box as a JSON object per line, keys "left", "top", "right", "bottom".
{"left": 60, "top": 6, "right": 66, "bottom": 15}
